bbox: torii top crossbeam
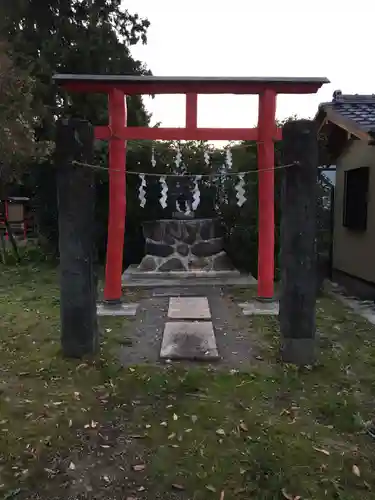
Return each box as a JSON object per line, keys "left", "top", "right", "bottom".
{"left": 54, "top": 74, "right": 327, "bottom": 94}
{"left": 55, "top": 74, "right": 328, "bottom": 141}
{"left": 54, "top": 73, "right": 329, "bottom": 302}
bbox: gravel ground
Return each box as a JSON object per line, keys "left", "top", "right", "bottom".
{"left": 118, "top": 286, "right": 256, "bottom": 370}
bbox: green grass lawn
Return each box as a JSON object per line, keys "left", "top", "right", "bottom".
{"left": 1, "top": 263, "right": 375, "bottom": 499}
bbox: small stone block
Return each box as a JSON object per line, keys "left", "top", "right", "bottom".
{"left": 160, "top": 321, "right": 219, "bottom": 360}
{"left": 97, "top": 303, "right": 139, "bottom": 316}
{"left": 168, "top": 297, "right": 211, "bottom": 319}
{"left": 240, "top": 300, "right": 279, "bottom": 316}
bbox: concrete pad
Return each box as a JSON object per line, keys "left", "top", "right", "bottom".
{"left": 168, "top": 297, "right": 211, "bottom": 319}
{"left": 152, "top": 288, "right": 200, "bottom": 297}
{"left": 122, "top": 265, "right": 258, "bottom": 288}
{"left": 97, "top": 303, "right": 139, "bottom": 317}
{"left": 239, "top": 300, "right": 279, "bottom": 316}
{"left": 330, "top": 292, "right": 375, "bottom": 326}
{"left": 160, "top": 321, "right": 219, "bottom": 360}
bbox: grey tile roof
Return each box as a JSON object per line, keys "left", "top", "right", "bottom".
{"left": 320, "top": 90, "right": 375, "bottom": 132}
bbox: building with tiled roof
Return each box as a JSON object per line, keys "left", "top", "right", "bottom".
{"left": 315, "top": 91, "right": 375, "bottom": 299}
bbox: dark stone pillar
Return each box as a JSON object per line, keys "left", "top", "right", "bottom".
{"left": 279, "top": 120, "right": 318, "bottom": 365}
{"left": 56, "top": 118, "right": 98, "bottom": 357}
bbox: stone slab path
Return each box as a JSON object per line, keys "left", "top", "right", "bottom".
{"left": 168, "top": 296, "right": 211, "bottom": 319}
{"left": 160, "top": 321, "right": 218, "bottom": 360}
{"left": 118, "top": 286, "right": 256, "bottom": 369}
{"left": 161, "top": 295, "right": 218, "bottom": 360}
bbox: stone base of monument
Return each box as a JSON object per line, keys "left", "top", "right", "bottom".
{"left": 122, "top": 266, "right": 256, "bottom": 287}
{"left": 122, "top": 217, "right": 257, "bottom": 287}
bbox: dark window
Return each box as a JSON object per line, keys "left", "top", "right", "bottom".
{"left": 343, "top": 166, "right": 369, "bottom": 231}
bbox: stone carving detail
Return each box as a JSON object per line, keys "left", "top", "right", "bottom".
{"left": 138, "top": 218, "right": 236, "bottom": 272}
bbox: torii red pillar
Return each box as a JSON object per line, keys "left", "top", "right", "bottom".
{"left": 53, "top": 74, "right": 328, "bottom": 304}
{"left": 257, "top": 90, "right": 277, "bottom": 300}
{"left": 104, "top": 89, "right": 127, "bottom": 302}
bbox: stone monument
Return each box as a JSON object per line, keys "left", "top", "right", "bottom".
{"left": 122, "top": 174, "right": 257, "bottom": 285}
{"left": 137, "top": 216, "right": 235, "bottom": 272}
{"left": 135, "top": 175, "right": 235, "bottom": 273}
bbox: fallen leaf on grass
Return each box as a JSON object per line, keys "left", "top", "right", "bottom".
{"left": 239, "top": 422, "right": 248, "bottom": 432}
{"left": 313, "top": 446, "right": 330, "bottom": 456}
{"left": 2, "top": 488, "right": 21, "bottom": 499}
{"left": 44, "top": 468, "right": 57, "bottom": 476}
{"left": 281, "top": 490, "right": 293, "bottom": 500}
{"left": 205, "top": 485, "right": 216, "bottom": 492}
{"left": 191, "top": 415, "right": 198, "bottom": 423}
{"left": 173, "top": 413, "right": 178, "bottom": 421}
{"left": 132, "top": 464, "right": 146, "bottom": 472}
{"left": 68, "top": 462, "right": 76, "bottom": 471}
{"left": 84, "top": 421, "right": 99, "bottom": 429}
{"left": 352, "top": 464, "right": 361, "bottom": 477}
{"left": 216, "top": 429, "right": 225, "bottom": 436}
{"left": 172, "top": 484, "right": 185, "bottom": 491}
{"left": 281, "top": 489, "right": 301, "bottom": 500}
{"left": 168, "top": 433, "right": 176, "bottom": 440}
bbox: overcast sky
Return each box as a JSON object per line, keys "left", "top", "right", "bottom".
{"left": 124, "top": 0, "right": 374, "bottom": 132}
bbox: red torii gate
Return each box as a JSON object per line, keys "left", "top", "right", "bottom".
{"left": 53, "top": 74, "right": 328, "bottom": 303}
